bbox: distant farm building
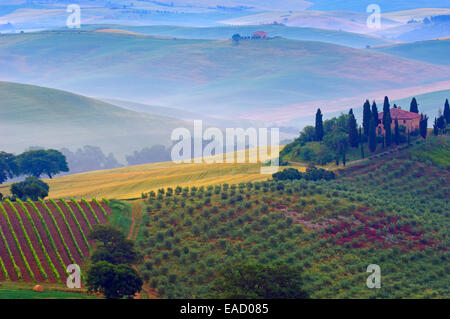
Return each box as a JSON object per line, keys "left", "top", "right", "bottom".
{"left": 253, "top": 31, "right": 268, "bottom": 39}
{"left": 377, "top": 107, "right": 421, "bottom": 135}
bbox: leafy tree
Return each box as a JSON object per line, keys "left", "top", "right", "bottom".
{"left": 348, "top": 109, "right": 359, "bottom": 148}
{"left": 444, "top": 99, "right": 450, "bottom": 124}
{"left": 213, "top": 263, "right": 308, "bottom": 299}
{"left": 10, "top": 177, "right": 49, "bottom": 201}
{"left": 419, "top": 114, "right": 428, "bottom": 139}
{"left": 410, "top": 97, "right": 419, "bottom": 113}
{"left": 86, "top": 261, "right": 142, "bottom": 299}
{"left": 232, "top": 34, "right": 241, "bottom": 44}
{"left": 87, "top": 225, "right": 142, "bottom": 299}
{"left": 362, "top": 100, "right": 372, "bottom": 140}
{"left": 0, "top": 152, "right": 19, "bottom": 184}
{"left": 315, "top": 108, "right": 324, "bottom": 141}
{"left": 394, "top": 119, "right": 400, "bottom": 145}
{"left": 89, "top": 225, "right": 140, "bottom": 265}
{"left": 17, "top": 149, "right": 68, "bottom": 178}
{"left": 324, "top": 130, "right": 348, "bottom": 166}
{"left": 368, "top": 117, "right": 377, "bottom": 152}
{"left": 272, "top": 168, "right": 302, "bottom": 180}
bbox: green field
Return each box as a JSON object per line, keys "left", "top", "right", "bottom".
{"left": 0, "top": 81, "right": 187, "bottom": 158}
{"left": 0, "top": 283, "right": 98, "bottom": 299}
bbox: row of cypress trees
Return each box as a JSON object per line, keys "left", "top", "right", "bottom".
{"left": 314, "top": 96, "right": 444, "bottom": 155}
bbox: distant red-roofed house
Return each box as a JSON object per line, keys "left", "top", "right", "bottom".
{"left": 377, "top": 106, "right": 421, "bottom": 135}
{"left": 253, "top": 31, "right": 268, "bottom": 39}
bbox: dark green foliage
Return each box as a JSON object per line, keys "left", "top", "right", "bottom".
{"left": 368, "top": 117, "right": 377, "bottom": 153}
{"left": 371, "top": 101, "right": 380, "bottom": 126}
{"left": 0, "top": 152, "right": 19, "bottom": 184}
{"left": 359, "top": 127, "right": 365, "bottom": 158}
{"left": 419, "top": 114, "right": 428, "bottom": 139}
{"left": 89, "top": 225, "right": 140, "bottom": 265}
{"left": 315, "top": 108, "right": 324, "bottom": 142}
{"left": 444, "top": 99, "right": 450, "bottom": 124}
{"left": 272, "top": 167, "right": 335, "bottom": 181}
{"left": 10, "top": 177, "right": 49, "bottom": 201}
{"left": 362, "top": 100, "right": 372, "bottom": 139}
{"left": 348, "top": 109, "right": 359, "bottom": 148}
{"left": 86, "top": 261, "right": 142, "bottom": 299}
{"left": 410, "top": 97, "right": 419, "bottom": 113}
{"left": 232, "top": 34, "right": 241, "bottom": 44}
{"left": 16, "top": 149, "right": 68, "bottom": 178}
{"left": 385, "top": 109, "right": 392, "bottom": 147}
{"left": 394, "top": 120, "right": 400, "bottom": 145}
{"left": 382, "top": 96, "right": 392, "bottom": 147}
{"left": 213, "top": 263, "right": 308, "bottom": 299}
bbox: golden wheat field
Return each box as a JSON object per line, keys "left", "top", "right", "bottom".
{"left": 1, "top": 148, "right": 300, "bottom": 200}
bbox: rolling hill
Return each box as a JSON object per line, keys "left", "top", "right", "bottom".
{"left": 371, "top": 38, "right": 450, "bottom": 66}
{"left": 0, "top": 30, "right": 448, "bottom": 121}
{"left": 0, "top": 81, "right": 188, "bottom": 159}
{"left": 94, "top": 24, "right": 392, "bottom": 48}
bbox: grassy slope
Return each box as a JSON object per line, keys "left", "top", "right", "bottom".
{"left": 98, "top": 25, "right": 392, "bottom": 48}
{"left": 0, "top": 81, "right": 187, "bottom": 158}
{"left": 0, "top": 282, "right": 98, "bottom": 299}
{"left": 371, "top": 39, "right": 450, "bottom": 66}
{"left": 0, "top": 30, "right": 447, "bottom": 117}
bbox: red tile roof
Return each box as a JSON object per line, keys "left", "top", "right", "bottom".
{"left": 378, "top": 107, "right": 421, "bottom": 120}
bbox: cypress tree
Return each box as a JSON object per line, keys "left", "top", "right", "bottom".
{"left": 368, "top": 117, "right": 377, "bottom": 153}
{"left": 437, "top": 115, "right": 446, "bottom": 132}
{"left": 371, "top": 101, "right": 379, "bottom": 126}
{"left": 382, "top": 96, "right": 390, "bottom": 126}
{"left": 444, "top": 99, "right": 450, "bottom": 124}
{"left": 315, "top": 108, "right": 324, "bottom": 142}
{"left": 383, "top": 97, "right": 392, "bottom": 147}
{"left": 410, "top": 97, "right": 419, "bottom": 113}
{"left": 359, "top": 127, "right": 365, "bottom": 159}
{"left": 393, "top": 104, "right": 397, "bottom": 108}
{"left": 394, "top": 119, "right": 400, "bottom": 145}
{"left": 362, "top": 100, "right": 371, "bottom": 139}
{"left": 433, "top": 117, "right": 439, "bottom": 136}
{"left": 348, "top": 109, "right": 359, "bottom": 148}
{"left": 385, "top": 109, "right": 392, "bottom": 147}
{"left": 419, "top": 114, "right": 428, "bottom": 139}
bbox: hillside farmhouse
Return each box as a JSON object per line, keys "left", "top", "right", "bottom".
{"left": 377, "top": 107, "right": 421, "bottom": 135}
{"left": 253, "top": 31, "right": 268, "bottom": 39}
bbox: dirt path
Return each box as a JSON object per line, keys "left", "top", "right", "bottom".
{"left": 128, "top": 201, "right": 143, "bottom": 241}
